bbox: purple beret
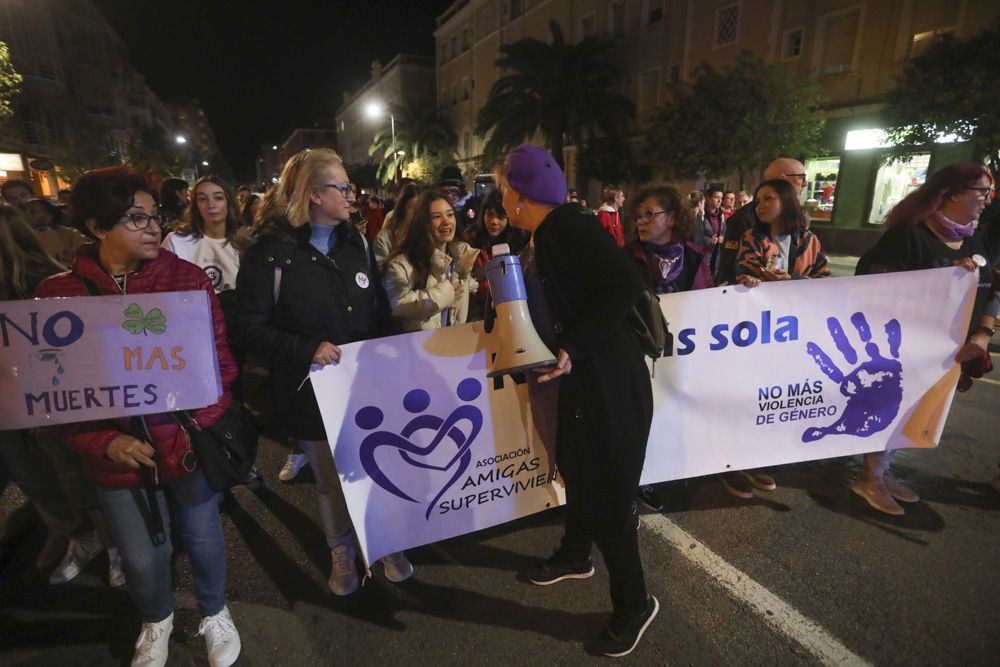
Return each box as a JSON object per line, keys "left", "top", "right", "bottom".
{"left": 505, "top": 144, "right": 567, "bottom": 206}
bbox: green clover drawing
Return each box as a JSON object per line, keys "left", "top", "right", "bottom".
{"left": 122, "top": 303, "right": 167, "bottom": 335}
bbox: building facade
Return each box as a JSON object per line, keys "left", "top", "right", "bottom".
{"left": 435, "top": 0, "right": 999, "bottom": 253}
{"left": 0, "top": 0, "right": 178, "bottom": 196}
{"left": 334, "top": 55, "right": 437, "bottom": 167}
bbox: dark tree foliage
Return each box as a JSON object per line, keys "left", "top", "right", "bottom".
{"left": 883, "top": 25, "right": 1000, "bottom": 179}
{"left": 476, "top": 21, "right": 634, "bottom": 169}
{"left": 647, "top": 52, "right": 824, "bottom": 187}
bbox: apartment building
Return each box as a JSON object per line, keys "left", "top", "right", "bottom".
{"left": 435, "top": 0, "right": 998, "bottom": 252}
{"left": 334, "top": 55, "right": 437, "bottom": 167}
{"left": 0, "top": 0, "right": 177, "bottom": 196}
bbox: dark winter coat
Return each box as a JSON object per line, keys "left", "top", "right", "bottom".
{"left": 531, "top": 204, "right": 653, "bottom": 474}
{"left": 235, "top": 220, "right": 389, "bottom": 440}
{"left": 33, "top": 244, "right": 237, "bottom": 488}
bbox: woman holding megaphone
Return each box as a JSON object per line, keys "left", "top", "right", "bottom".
{"left": 495, "top": 144, "right": 657, "bottom": 658}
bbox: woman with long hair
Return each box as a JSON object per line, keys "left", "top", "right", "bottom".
{"left": 736, "top": 178, "right": 830, "bottom": 285}
{"left": 854, "top": 161, "right": 999, "bottom": 513}
{"left": 240, "top": 193, "right": 260, "bottom": 229}
{"left": 34, "top": 168, "right": 242, "bottom": 666}
{"left": 374, "top": 181, "right": 420, "bottom": 266}
{"left": 465, "top": 188, "right": 529, "bottom": 321}
{"left": 1, "top": 205, "right": 122, "bottom": 587}
{"left": 235, "top": 148, "right": 411, "bottom": 595}
{"left": 383, "top": 190, "right": 478, "bottom": 332}
{"left": 22, "top": 197, "right": 89, "bottom": 266}
{"left": 496, "top": 145, "right": 657, "bottom": 657}
{"left": 161, "top": 175, "right": 242, "bottom": 294}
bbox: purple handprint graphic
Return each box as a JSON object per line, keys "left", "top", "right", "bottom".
{"left": 802, "top": 312, "right": 903, "bottom": 442}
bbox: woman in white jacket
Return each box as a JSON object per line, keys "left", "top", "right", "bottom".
{"left": 383, "top": 190, "right": 478, "bottom": 332}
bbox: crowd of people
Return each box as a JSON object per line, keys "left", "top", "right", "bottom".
{"left": 1, "top": 146, "right": 997, "bottom": 663}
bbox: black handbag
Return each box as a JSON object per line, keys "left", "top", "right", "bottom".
{"left": 172, "top": 403, "right": 260, "bottom": 492}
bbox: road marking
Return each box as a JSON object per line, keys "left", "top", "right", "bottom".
{"left": 974, "top": 376, "right": 1000, "bottom": 386}
{"left": 644, "top": 514, "right": 871, "bottom": 666}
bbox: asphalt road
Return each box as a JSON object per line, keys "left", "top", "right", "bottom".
{"left": 2, "top": 257, "right": 998, "bottom": 666}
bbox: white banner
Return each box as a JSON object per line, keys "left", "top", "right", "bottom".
{"left": 312, "top": 267, "right": 975, "bottom": 564}
{"left": 1, "top": 292, "right": 222, "bottom": 429}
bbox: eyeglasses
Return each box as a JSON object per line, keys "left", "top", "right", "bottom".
{"left": 120, "top": 212, "right": 162, "bottom": 231}
{"left": 967, "top": 187, "right": 994, "bottom": 199}
{"left": 322, "top": 183, "right": 353, "bottom": 197}
{"left": 783, "top": 173, "right": 807, "bottom": 183}
{"left": 636, "top": 210, "right": 666, "bottom": 222}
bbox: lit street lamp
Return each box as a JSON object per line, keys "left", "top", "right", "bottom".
{"left": 175, "top": 135, "right": 187, "bottom": 145}
{"left": 365, "top": 100, "right": 399, "bottom": 184}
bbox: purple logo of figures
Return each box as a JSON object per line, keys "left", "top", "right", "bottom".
{"left": 356, "top": 378, "right": 484, "bottom": 520}
{"left": 802, "top": 312, "right": 903, "bottom": 442}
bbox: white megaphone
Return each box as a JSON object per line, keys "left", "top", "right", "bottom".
{"left": 486, "top": 244, "right": 556, "bottom": 377}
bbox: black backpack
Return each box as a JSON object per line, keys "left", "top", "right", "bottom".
{"left": 627, "top": 285, "right": 672, "bottom": 367}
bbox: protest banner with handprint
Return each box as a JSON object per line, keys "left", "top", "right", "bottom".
{"left": 311, "top": 266, "right": 975, "bottom": 563}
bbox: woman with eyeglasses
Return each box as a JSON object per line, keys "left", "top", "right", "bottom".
{"left": 34, "top": 168, "right": 243, "bottom": 667}
{"left": 627, "top": 186, "right": 714, "bottom": 511}
{"left": 235, "top": 149, "right": 411, "bottom": 597}
{"left": 854, "top": 161, "right": 1000, "bottom": 513}
{"left": 383, "top": 190, "right": 479, "bottom": 332}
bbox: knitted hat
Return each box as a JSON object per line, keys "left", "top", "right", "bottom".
{"left": 439, "top": 165, "right": 464, "bottom": 188}
{"left": 505, "top": 144, "right": 567, "bottom": 206}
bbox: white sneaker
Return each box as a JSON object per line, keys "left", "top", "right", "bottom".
{"left": 329, "top": 540, "right": 359, "bottom": 596}
{"left": 131, "top": 612, "right": 173, "bottom": 667}
{"left": 278, "top": 453, "right": 308, "bottom": 482}
{"left": 198, "top": 606, "right": 241, "bottom": 667}
{"left": 108, "top": 547, "right": 126, "bottom": 588}
{"left": 49, "top": 530, "right": 103, "bottom": 584}
{"left": 381, "top": 551, "right": 413, "bottom": 583}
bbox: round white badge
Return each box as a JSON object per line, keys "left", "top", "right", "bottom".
{"left": 355, "top": 272, "right": 370, "bottom": 288}
{"left": 972, "top": 254, "right": 987, "bottom": 268}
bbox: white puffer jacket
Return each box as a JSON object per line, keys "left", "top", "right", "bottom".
{"left": 382, "top": 241, "right": 479, "bottom": 332}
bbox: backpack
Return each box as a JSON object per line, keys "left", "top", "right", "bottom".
{"left": 627, "top": 285, "right": 672, "bottom": 370}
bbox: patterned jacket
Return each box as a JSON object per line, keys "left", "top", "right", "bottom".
{"left": 736, "top": 224, "right": 830, "bottom": 279}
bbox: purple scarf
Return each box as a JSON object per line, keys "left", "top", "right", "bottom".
{"left": 643, "top": 241, "right": 685, "bottom": 293}
{"left": 927, "top": 211, "right": 975, "bottom": 240}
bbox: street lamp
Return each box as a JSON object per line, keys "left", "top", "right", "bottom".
{"left": 365, "top": 101, "right": 398, "bottom": 184}
{"left": 175, "top": 135, "right": 187, "bottom": 145}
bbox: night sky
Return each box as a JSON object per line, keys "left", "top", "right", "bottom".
{"left": 93, "top": 0, "right": 456, "bottom": 181}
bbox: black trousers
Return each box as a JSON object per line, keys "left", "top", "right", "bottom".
{"left": 552, "top": 376, "right": 651, "bottom": 620}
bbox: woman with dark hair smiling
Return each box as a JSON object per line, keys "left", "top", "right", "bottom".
{"left": 34, "top": 167, "right": 242, "bottom": 667}
{"left": 854, "top": 161, "right": 999, "bottom": 513}
{"left": 383, "top": 190, "right": 478, "bottom": 332}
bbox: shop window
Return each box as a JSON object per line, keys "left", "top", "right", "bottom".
{"left": 818, "top": 8, "right": 860, "bottom": 76}
{"left": 803, "top": 157, "right": 840, "bottom": 223}
{"left": 867, "top": 154, "right": 930, "bottom": 225}
{"left": 715, "top": 3, "right": 740, "bottom": 48}
{"left": 782, "top": 27, "right": 803, "bottom": 60}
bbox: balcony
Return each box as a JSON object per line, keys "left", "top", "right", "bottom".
{"left": 17, "top": 53, "right": 66, "bottom": 88}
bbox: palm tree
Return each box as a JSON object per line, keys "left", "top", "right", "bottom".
{"left": 368, "top": 104, "right": 456, "bottom": 185}
{"left": 476, "top": 20, "right": 634, "bottom": 170}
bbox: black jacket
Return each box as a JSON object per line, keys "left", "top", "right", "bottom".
{"left": 532, "top": 204, "right": 653, "bottom": 459}
{"left": 235, "top": 220, "right": 390, "bottom": 439}
{"left": 718, "top": 203, "right": 757, "bottom": 285}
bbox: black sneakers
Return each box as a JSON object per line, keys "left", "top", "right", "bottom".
{"left": 593, "top": 595, "right": 660, "bottom": 657}
{"left": 525, "top": 556, "right": 595, "bottom": 585}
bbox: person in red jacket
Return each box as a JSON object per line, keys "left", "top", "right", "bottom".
{"left": 596, "top": 187, "right": 626, "bottom": 248}
{"left": 34, "top": 168, "right": 242, "bottom": 667}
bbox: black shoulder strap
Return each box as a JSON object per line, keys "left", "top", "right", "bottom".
{"left": 78, "top": 275, "right": 102, "bottom": 297}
